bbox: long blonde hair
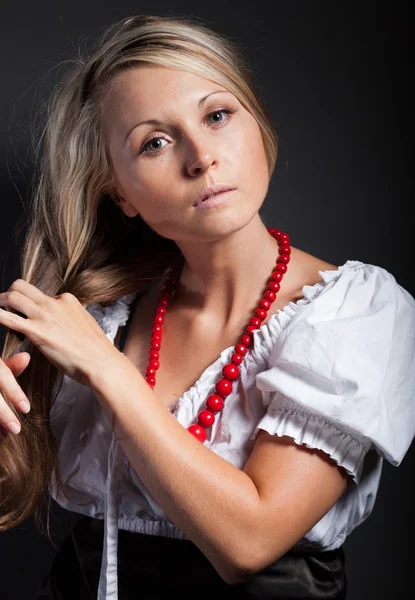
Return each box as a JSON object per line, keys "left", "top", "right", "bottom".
{"left": 0, "top": 14, "right": 278, "bottom": 541}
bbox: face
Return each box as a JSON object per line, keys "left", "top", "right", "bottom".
{"left": 101, "top": 65, "right": 270, "bottom": 243}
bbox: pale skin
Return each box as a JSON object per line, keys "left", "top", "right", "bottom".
{"left": 0, "top": 65, "right": 350, "bottom": 585}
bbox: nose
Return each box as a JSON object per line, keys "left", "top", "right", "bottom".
{"left": 185, "top": 136, "right": 218, "bottom": 177}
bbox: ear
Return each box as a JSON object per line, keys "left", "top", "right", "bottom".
{"left": 111, "top": 192, "right": 140, "bottom": 218}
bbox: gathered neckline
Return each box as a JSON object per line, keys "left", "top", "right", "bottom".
{"left": 101, "top": 259, "right": 366, "bottom": 415}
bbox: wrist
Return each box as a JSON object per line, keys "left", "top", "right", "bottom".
{"left": 86, "top": 349, "right": 132, "bottom": 393}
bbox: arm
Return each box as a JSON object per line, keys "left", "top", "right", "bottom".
{"left": 89, "top": 355, "right": 349, "bottom": 584}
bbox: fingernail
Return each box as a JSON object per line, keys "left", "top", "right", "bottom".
{"left": 7, "top": 421, "right": 21, "bottom": 434}
{"left": 18, "top": 400, "right": 30, "bottom": 413}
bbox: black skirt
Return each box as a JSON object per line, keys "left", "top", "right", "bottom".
{"left": 33, "top": 515, "right": 347, "bottom": 599}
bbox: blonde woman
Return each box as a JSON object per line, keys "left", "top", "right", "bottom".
{"left": 0, "top": 14, "right": 414, "bottom": 600}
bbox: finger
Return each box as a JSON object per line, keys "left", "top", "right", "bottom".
{"left": 4, "top": 352, "right": 31, "bottom": 377}
{"left": 0, "top": 290, "right": 41, "bottom": 319}
{"left": 7, "top": 279, "right": 52, "bottom": 306}
{"left": 0, "top": 303, "right": 34, "bottom": 335}
{"left": 0, "top": 362, "right": 30, "bottom": 435}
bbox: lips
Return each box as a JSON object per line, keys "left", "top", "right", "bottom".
{"left": 193, "top": 183, "right": 236, "bottom": 206}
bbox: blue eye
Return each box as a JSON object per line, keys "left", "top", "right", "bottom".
{"left": 140, "top": 106, "right": 238, "bottom": 156}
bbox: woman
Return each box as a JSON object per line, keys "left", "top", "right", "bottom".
{"left": 0, "top": 14, "right": 414, "bottom": 600}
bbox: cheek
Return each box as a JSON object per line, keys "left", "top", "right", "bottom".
{"left": 130, "top": 170, "right": 183, "bottom": 220}
{"left": 117, "top": 157, "right": 168, "bottom": 201}
{"left": 112, "top": 150, "right": 184, "bottom": 223}
{"left": 237, "top": 125, "right": 269, "bottom": 192}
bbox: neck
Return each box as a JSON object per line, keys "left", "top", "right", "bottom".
{"left": 171, "top": 214, "right": 288, "bottom": 329}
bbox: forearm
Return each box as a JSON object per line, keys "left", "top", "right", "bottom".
{"left": 89, "top": 354, "right": 262, "bottom": 584}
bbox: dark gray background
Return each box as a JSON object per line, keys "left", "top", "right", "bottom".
{"left": 0, "top": 2, "right": 413, "bottom": 599}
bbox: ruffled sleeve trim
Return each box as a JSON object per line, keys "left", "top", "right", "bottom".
{"left": 250, "top": 394, "right": 372, "bottom": 486}
{"left": 86, "top": 293, "right": 136, "bottom": 342}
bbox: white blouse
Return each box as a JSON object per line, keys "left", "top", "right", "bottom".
{"left": 48, "top": 259, "right": 415, "bottom": 600}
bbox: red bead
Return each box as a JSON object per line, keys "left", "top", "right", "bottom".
{"left": 215, "top": 379, "right": 233, "bottom": 397}
{"left": 149, "top": 359, "right": 160, "bottom": 370}
{"left": 255, "top": 308, "right": 267, "bottom": 321}
{"left": 156, "top": 305, "right": 167, "bottom": 315}
{"left": 154, "top": 314, "right": 164, "bottom": 325}
{"left": 259, "top": 299, "right": 271, "bottom": 310}
{"left": 264, "top": 290, "right": 276, "bottom": 302}
{"left": 152, "top": 334, "right": 162, "bottom": 344}
{"left": 235, "top": 344, "right": 247, "bottom": 355}
{"left": 149, "top": 349, "right": 159, "bottom": 359}
{"left": 271, "top": 271, "right": 283, "bottom": 282}
{"left": 206, "top": 394, "right": 225, "bottom": 412}
{"left": 222, "top": 363, "right": 240, "bottom": 381}
{"left": 231, "top": 352, "right": 243, "bottom": 365}
{"left": 249, "top": 317, "right": 262, "bottom": 328}
{"left": 146, "top": 376, "right": 156, "bottom": 386}
{"left": 279, "top": 244, "right": 291, "bottom": 255}
{"left": 240, "top": 334, "right": 252, "bottom": 347}
{"left": 198, "top": 410, "right": 215, "bottom": 427}
{"left": 187, "top": 424, "right": 206, "bottom": 443}
{"left": 152, "top": 324, "right": 162, "bottom": 334}
{"left": 151, "top": 339, "right": 161, "bottom": 351}
{"left": 161, "top": 290, "right": 172, "bottom": 299}
{"left": 146, "top": 366, "right": 156, "bottom": 377}
{"left": 277, "top": 253, "right": 290, "bottom": 264}
{"left": 268, "top": 281, "right": 281, "bottom": 292}
{"left": 268, "top": 228, "right": 280, "bottom": 236}
{"left": 277, "top": 233, "right": 290, "bottom": 243}
{"left": 245, "top": 325, "right": 257, "bottom": 335}
{"left": 158, "top": 298, "right": 169, "bottom": 307}
{"left": 275, "top": 263, "right": 287, "bottom": 273}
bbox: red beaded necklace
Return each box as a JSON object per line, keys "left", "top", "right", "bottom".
{"left": 145, "top": 227, "right": 291, "bottom": 444}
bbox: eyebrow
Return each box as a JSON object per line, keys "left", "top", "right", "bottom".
{"left": 124, "top": 89, "right": 232, "bottom": 144}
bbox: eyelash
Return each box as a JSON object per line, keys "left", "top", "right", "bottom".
{"left": 140, "top": 107, "right": 238, "bottom": 155}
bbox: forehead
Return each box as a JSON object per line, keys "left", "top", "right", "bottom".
{"left": 102, "top": 65, "right": 228, "bottom": 124}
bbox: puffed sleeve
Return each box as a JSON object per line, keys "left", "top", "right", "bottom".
{"left": 251, "top": 263, "right": 415, "bottom": 486}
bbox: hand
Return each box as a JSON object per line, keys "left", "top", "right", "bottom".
{"left": 0, "top": 352, "right": 31, "bottom": 435}
{"left": 0, "top": 279, "right": 121, "bottom": 388}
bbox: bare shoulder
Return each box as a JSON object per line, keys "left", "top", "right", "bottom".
{"left": 292, "top": 246, "right": 338, "bottom": 272}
